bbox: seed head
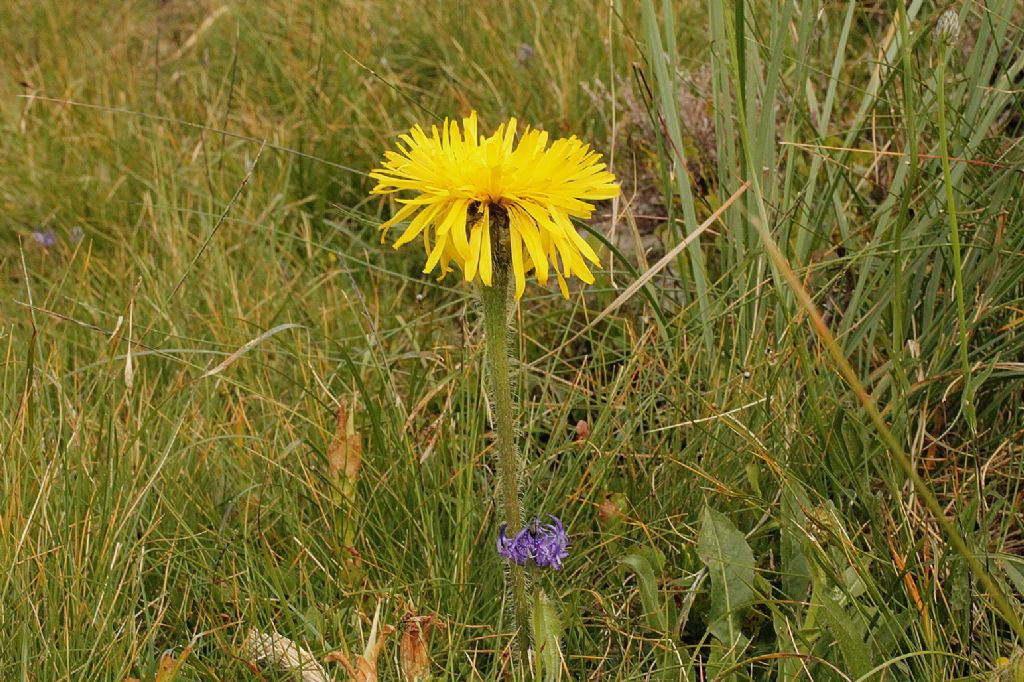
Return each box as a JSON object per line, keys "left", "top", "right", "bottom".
{"left": 935, "top": 10, "right": 960, "bottom": 46}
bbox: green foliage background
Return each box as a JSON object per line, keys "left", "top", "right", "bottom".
{"left": 2, "top": 1, "right": 1023, "bottom": 679}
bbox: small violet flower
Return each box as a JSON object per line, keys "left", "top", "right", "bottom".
{"left": 32, "top": 229, "right": 57, "bottom": 248}
{"left": 497, "top": 516, "right": 569, "bottom": 571}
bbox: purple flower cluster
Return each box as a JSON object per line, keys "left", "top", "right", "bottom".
{"left": 497, "top": 516, "right": 569, "bottom": 570}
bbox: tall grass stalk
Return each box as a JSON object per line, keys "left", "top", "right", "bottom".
{"left": 935, "top": 29, "right": 975, "bottom": 431}
{"left": 640, "top": 0, "right": 713, "bottom": 354}
{"left": 889, "top": 0, "right": 918, "bottom": 405}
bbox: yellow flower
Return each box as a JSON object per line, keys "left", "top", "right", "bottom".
{"left": 370, "top": 112, "right": 619, "bottom": 299}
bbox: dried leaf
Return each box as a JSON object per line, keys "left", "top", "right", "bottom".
{"left": 324, "top": 602, "right": 394, "bottom": 682}
{"left": 328, "top": 400, "right": 362, "bottom": 485}
{"left": 240, "top": 628, "right": 330, "bottom": 682}
{"left": 154, "top": 648, "right": 190, "bottom": 682}
{"left": 399, "top": 609, "right": 439, "bottom": 682}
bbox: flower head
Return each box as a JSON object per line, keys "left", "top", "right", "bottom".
{"left": 370, "top": 112, "right": 619, "bottom": 299}
{"left": 497, "top": 516, "right": 570, "bottom": 571}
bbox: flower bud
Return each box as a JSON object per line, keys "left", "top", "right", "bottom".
{"left": 574, "top": 419, "right": 591, "bottom": 442}
{"left": 597, "top": 492, "right": 628, "bottom": 533}
{"left": 991, "top": 651, "right": 1024, "bottom": 682}
{"left": 934, "top": 10, "right": 960, "bottom": 46}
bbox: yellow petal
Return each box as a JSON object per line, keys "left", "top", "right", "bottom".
{"left": 465, "top": 220, "right": 483, "bottom": 282}
{"left": 478, "top": 204, "right": 493, "bottom": 286}
{"left": 571, "top": 259, "right": 595, "bottom": 284}
{"left": 508, "top": 206, "right": 548, "bottom": 284}
{"left": 445, "top": 201, "right": 471, "bottom": 261}
{"left": 464, "top": 111, "right": 478, "bottom": 144}
{"left": 555, "top": 270, "right": 569, "bottom": 298}
{"left": 393, "top": 201, "right": 444, "bottom": 248}
{"left": 435, "top": 199, "right": 468, "bottom": 237}
{"left": 510, "top": 228, "right": 527, "bottom": 299}
{"left": 378, "top": 202, "right": 420, "bottom": 241}
{"left": 559, "top": 213, "right": 601, "bottom": 265}
{"left": 552, "top": 234, "right": 592, "bottom": 282}
{"left": 502, "top": 118, "right": 518, "bottom": 156}
{"left": 423, "top": 232, "right": 449, "bottom": 273}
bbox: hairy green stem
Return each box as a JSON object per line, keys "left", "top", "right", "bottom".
{"left": 479, "top": 212, "right": 532, "bottom": 661}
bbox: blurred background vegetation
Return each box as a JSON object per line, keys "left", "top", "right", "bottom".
{"left": 2, "top": 0, "right": 1023, "bottom": 680}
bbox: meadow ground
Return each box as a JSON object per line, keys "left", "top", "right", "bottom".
{"left": 2, "top": 1, "right": 1024, "bottom": 680}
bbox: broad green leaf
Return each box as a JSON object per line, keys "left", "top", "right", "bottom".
{"left": 780, "top": 485, "right": 812, "bottom": 603}
{"left": 697, "top": 506, "right": 755, "bottom": 647}
{"left": 816, "top": 586, "right": 872, "bottom": 677}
